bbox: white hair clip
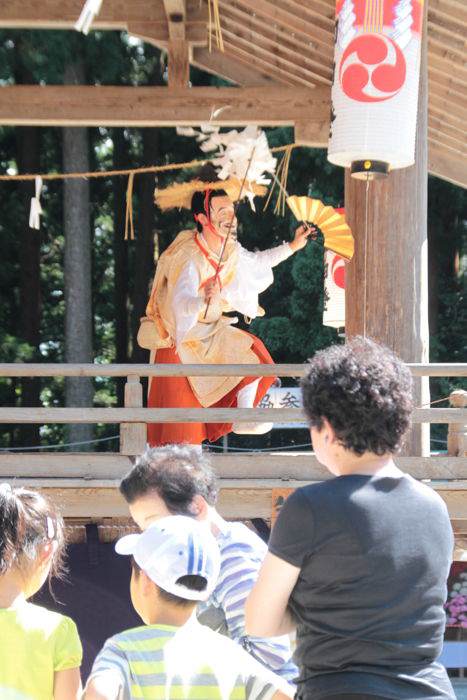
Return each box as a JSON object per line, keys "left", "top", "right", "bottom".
{"left": 46, "top": 516, "right": 56, "bottom": 540}
{"left": 0, "top": 482, "right": 13, "bottom": 495}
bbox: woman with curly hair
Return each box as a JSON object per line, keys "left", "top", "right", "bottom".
{"left": 246, "top": 338, "right": 454, "bottom": 700}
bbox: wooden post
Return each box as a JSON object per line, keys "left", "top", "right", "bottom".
{"left": 167, "top": 40, "right": 190, "bottom": 87}
{"left": 448, "top": 390, "right": 467, "bottom": 457}
{"left": 345, "top": 7, "right": 429, "bottom": 456}
{"left": 120, "top": 375, "right": 146, "bottom": 456}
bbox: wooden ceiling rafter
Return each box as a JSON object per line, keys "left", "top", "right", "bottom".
{"left": 220, "top": 40, "right": 316, "bottom": 89}
{"left": 220, "top": 20, "right": 332, "bottom": 85}
{"left": 219, "top": 40, "right": 308, "bottom": 88}
{"left": 429, "top": 0, "right": 467, "bottom": 26}
{"left": 428, "top": 10, "right": 467, "bottom": 43}
{"left": 428, "top": 130, "right": 466, "bottom": 157}
{"left": 429, "top": 85, "right": 467, "bottom": 112}
{"left": 232, "top": 0, "right": 333, "bottom": 54}
{"left": 284, "top": 0, "right": 335, "bottom": 20}
{"left": 220, "top": 29, "right": 326, "bottom": 87}
{"left": 191, "top": 47, "right": 286, "bottom": 86}
{"left": 428, "top": 135, "right": 466, "bottom": 161}
{"left": 218, "top": 2, "right": 333, "bottom": 81}
{"left": 429, "top": 40, "right": 467, "bottom": 68}
{"left": 428, "top": 95, "right": 466, "bottom": 121}
{"left": 269, "top": 0, "right": 334, "bottom": 33}
{"left": 428, "top": 115, "right": 466, "bottom": 142}
{"left": 429, "top": 104, "right": 467, "bottom": 128}
{"left": 429, "top": 69, "right": 467, "bottom": 100}
{"left": 428, "top": 30, "right": 466, "bottom": 59}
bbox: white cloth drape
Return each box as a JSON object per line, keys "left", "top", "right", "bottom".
{"left": 171, "top": 241, "right": 292, "bottom": 349}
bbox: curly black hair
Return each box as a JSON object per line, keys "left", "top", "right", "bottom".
{"left": 300, "top": 337, "right": 413, "bottom": 456}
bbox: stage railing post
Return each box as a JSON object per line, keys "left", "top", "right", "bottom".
{"left": 120, "top": 374, "right": 147, "bottom": 456}
{"left": 448, "top": 390, "right": 467, "bottom": 457}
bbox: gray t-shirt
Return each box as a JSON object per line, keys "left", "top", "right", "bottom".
{"left": 269, "top": 470, "right": 455, "bottom": 700}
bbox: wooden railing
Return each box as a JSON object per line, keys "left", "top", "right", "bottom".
{"left": 0, "top": 363, "right": 465, "bottom": 525}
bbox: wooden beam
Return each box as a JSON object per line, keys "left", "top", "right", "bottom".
{"left": 294, "top": 120, "right": 329, "bottom": 148}
{"left": 0, "top": 0, "right": 207, "bottom": 29}
{"left": 428, "top": 143, "right": 467, "bottom": 189}
{"left": 0, "top": 363, "right": 463, "bottom": 378}
{"left": 127, "top": 22, "right": 206, "bottom": 46}
{"left": 0, "top": 85, "right": 330, "bottom": 128}
{"left": 167, "top": 40, "right": 190, "bottom": 87}
{"left": 0, "top": 406, "right": 464, "bottom": 424}
{"left": 191, "top": 47, "right": 284, "bottom": 86}
{"left": 0, "top": 452, "right": 466, "bottom": 481}
{"left": 3, "top": 480, "right": 467, "bottom": 520}
{"left": 163, "top": 0, "right": 186, "bottom": 40}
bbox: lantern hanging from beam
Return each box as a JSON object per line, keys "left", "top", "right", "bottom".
{"left": 328, "top": 0, "right": 424, "bottom": 179}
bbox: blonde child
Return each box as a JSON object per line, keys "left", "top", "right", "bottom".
{"left": 0, "top": 483, "right": 82, "bottom": 700}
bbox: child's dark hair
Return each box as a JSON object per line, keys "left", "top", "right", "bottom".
{"left": 120, "top": 445, "right": 218, "bottom": 513}
{"left": 301, "top": 337, "right": 413, "bottom": 456}
{"left": 131, "top": 558, "right": 206, "bottom": 608}
{"left": 0, "top": 485, "right": 66, "bottom": 580}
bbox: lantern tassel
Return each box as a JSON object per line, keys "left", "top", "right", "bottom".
{"left": 29, "top": 176, "right": 43, "bottom": 230}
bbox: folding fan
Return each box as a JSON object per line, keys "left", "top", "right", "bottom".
{"left": 286, "top": 196, "right": 354, "bottom": 261}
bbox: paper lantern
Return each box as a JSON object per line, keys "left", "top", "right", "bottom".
{"left": 328, "top": 0, "right": 424, "bottom": 178}
{"left": 323, "top": 251, "right": 346, "bottom": 328}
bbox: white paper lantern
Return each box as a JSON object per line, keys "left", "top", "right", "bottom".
{"left": 328, "top": 0, "right": 424, "bottom": 177}
{"left": 323, "top": 250, "right": 346, "bottom": 328}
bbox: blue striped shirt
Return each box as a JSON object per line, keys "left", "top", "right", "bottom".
{"left": 197, "top": 520, "right": 298, "bottom": 682}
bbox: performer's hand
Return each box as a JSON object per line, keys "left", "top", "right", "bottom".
{"left": 289, "top": 223, "right": 317, "bottom": 252}
{"left": 204, "top": 277, "right": 221, "bottom": 302}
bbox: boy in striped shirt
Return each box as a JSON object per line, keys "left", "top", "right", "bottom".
{"left": 118, "top": 445, "right": 297, "bottom": 683}
{"left": 83, "top": 516, "right": 293, "bottom": 700}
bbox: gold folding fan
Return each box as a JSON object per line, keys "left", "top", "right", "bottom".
{"left": 286, "top": 196, "right": 354, "bottom": 261}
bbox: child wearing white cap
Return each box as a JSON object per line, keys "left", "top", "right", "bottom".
{"left": 83, "top": 516, "right": 293, "bottom": 700}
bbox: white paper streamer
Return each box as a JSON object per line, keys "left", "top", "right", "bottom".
{"left": 29, "top": 176, "right": 43, "bottom": 230}
{"left": 74, "top": 0, "right": 103, "bottom": 35}
{"left": 176, "top": 124, "right": 277, "bottom": 209}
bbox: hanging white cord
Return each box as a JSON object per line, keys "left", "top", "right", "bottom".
{"left": 29, "top": 176, "right": 43, "bottom": 230}
{"left": 363, "top": 174, "right": 370, "bottom": 338}
{"left": 75, "top": 0, "right": 103, "bottom": 35}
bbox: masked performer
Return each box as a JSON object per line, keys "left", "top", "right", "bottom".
{"left": 139, "top": 168, "right": 313, "bottom": 448}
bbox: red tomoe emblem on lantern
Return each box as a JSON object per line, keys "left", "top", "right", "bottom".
{"left": 339, "top": 34, "right": 406, "bottom": 103}
{"left": 331, "top": 255, "right": 345, "bottom": 289}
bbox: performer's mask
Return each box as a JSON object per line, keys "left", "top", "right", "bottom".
{"left": 195, "top": 192, "right": 237, "bottom": 240}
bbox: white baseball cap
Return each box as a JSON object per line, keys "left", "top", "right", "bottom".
{"left": 115, "top": 515, "right": 220, "bottom": 601}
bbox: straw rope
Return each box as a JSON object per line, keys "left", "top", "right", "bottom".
{"left": 0, "top": 144, "right": 297, "bottom": 183}
{"left": 0, "top": 143, "right": 299, "bottom": 239}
